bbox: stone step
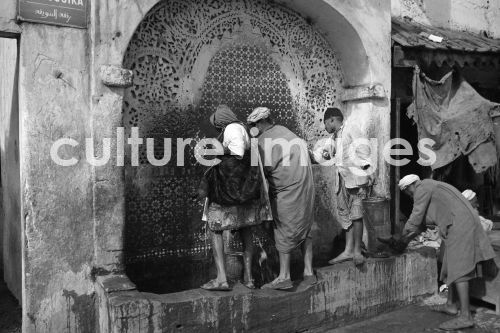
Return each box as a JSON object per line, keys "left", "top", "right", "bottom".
{"left": 96, "top": 248, "right": 437, "bottom": 333}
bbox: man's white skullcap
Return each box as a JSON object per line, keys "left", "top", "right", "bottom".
{"left": 462, "top": 189, "right": 477, "bottom": 201}
{"left": 398, "top": 174, "right": 420, "bottom": 190}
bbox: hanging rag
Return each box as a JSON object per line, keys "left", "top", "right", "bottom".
{"left": 408, "top": 68, "right": 499, "bottom": 173}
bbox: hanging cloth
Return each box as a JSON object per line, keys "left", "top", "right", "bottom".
{"left": 408, "top": 68, "right": 499, "bottom": 173}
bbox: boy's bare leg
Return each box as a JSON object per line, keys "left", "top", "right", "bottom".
{"left": 329, "top": 225, "right": 354, "bottom": 264}
{"left": 353, "top": 219, "right": 365, "bottom": 265}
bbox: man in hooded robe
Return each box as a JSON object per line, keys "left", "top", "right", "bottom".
{"left": 199, "top": 105, "right": 267, "bottom": 291}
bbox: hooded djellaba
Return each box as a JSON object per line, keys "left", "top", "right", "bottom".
{"left": 197, "top": 105, "right": 271, "bottom": 291}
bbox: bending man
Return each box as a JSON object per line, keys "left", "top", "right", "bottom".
{"left": 394, "top": 175, "right": 496, "bottom": 331}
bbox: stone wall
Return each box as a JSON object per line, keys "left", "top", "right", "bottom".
{"left": 450, "top": 0, "right": 500, "bottom": 38}
{"left": 0, "top": 0, "right": 19, "bottom": 36}
{"left": 19, "top": 24, "right": 95, "bottom": 332}
{"left": 391, "top": 0, "right": 500, "bottom": 38}
{"left": 0, "top": 0, "right": 20, "bottom": 302}
{"left": 0, "top": 0, "right": 393, "bottom": 331}
{"left": 0, "top": 37, "right": 21, "bottom": 302}
{"left": 0, "top": 2, "right": 96, "bottom": 330}
{"left": 0, "top": 189, "right": 2, "bottom": 269}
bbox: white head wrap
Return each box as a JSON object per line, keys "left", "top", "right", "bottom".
{"left": 462, "top": 189, "right": 477, "bottom": 201}
{"left": 247, "top": 107, "right": 271, "bottom": 124}
{"left": 398, "top": 174, "right": 420, "bottom": 190}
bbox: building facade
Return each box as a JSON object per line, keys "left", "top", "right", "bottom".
{"left": 0, "top": 0, "right": 396, "bottom": 331}
{"left": 392, "top": 0, "right": 500, "bottom": 38}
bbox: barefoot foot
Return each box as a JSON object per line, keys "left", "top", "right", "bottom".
{"left": 328, "top": 252, "right": 353, "bottom": 265}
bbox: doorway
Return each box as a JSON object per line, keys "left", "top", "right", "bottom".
{"left": 0, "top": 35, "right": 22, "bottom": 331}
{"left": 390, "top": 66, "right": 434, "bottom": 232}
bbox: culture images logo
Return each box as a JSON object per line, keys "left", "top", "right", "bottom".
{"left": 50, "top": 127, "right": 437, "bottom": 174}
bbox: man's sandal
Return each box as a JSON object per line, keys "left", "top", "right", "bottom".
{"left": 201, "top": 279, "right": 232, "bottom": 291}
{"left": 302, "top": 275, "right": 318, "bottom": 286}
{"left": 261, "top": 278, "right": 293, "bottom": 290}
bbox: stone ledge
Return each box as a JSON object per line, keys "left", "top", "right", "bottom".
{"left": 96, "top": 274, "right": 136, "bottom": 294}
{"left": 342, "top": 83, "right": 386, "bottom": 102}
{"left": 0, "top": 19, "right": 21, "bottom": 36}
{"left": 99, "top": 65, "right": 133, "bottom": 88}
{"left": 97, "top": 248, "right": 437, "bottom": 333}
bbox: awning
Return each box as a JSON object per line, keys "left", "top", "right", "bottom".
{"left": 392, "top": 17, "right": 500, "bottom": 68}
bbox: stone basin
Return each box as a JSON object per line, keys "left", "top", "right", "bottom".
{"left": 96, "top": 248, "right": 437, "bottom": 333}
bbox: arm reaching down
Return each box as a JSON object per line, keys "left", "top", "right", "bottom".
{"left": 404, "top": 184, "right": 432, "bottom": 235}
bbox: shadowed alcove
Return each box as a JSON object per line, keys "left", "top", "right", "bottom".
{"left": 121, "top": 0, "right": 369, "bottom": 294}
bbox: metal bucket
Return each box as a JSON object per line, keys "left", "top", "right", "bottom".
{"left": 362, "top": 197, "right": 391, "bottom": 253}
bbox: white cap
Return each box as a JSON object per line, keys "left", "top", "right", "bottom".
{"left": 462, "top": 189, "right": 477, "bottom": 201}
{"left": 398, "top": 174, "right": 420, "bottom": 190}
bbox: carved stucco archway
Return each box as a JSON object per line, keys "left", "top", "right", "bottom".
{"left": 89, "top": 0, "right": 391, "bottom": 281}
{"left": 122, "top": 0, "right": 347, "bottom": 292}
{"left": 105, "top": 0, "right": 374, "bottom": 86}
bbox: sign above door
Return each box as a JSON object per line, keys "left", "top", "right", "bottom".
{"left": 18, "top": 0, "right": 88, "bottom": 29}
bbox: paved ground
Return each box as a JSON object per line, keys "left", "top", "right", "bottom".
{"left": 0, "top": 271, "right": 21, "bottom": 333}
{"left": 329, "top": 295, "right": 500, "bottom": 333}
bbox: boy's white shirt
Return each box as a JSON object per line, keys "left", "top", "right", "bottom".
{"left": 313, "top": 136, "right": 337, "bottom": 165}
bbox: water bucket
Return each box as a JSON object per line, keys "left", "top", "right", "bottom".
{"left": 362, "top": 197, "right": 391, "bottom": 253}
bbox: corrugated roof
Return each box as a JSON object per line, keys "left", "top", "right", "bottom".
{"left": 392, "top": 17, "right": 500, "bottom": 53}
